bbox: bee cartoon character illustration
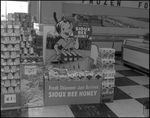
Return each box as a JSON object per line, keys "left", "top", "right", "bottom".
{"left": 48, "top": 12, "right": 79, "bottom": 64}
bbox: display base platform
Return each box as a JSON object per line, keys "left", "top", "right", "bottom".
{"left": 44, "top": 80, "right": 102, "bottom": 106}
{"left": 20, "top": 63, "right": 44, "bottom": 108}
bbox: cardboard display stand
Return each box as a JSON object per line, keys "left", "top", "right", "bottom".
{"left": 42, "top": 20, "right": 106, "bottom": 106}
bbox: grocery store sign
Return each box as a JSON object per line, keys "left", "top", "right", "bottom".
{"left": 44, "top": 80, "right": 101, "bottom": 105}
{"left": 63, "top": 1, "right": 149, "bottom": 9}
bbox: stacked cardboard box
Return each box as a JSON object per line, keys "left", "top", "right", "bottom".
{"left": 20, "top": 29, "right": 43, "bottom": 63}
{"left": 1, "top": 20, "right": 21, "bottom": 94}
{"left": 97, "top": 48, "right": 116, "bottom": 102}
{"left": 1, "top": 20, "right": 21, "bottom": 109}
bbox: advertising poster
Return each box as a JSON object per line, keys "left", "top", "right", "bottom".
{"left": 20, "top": 63, "right": 44, "bottom": 108}
{"left": 43, "top": 20, "right": 93, "bottom": 70}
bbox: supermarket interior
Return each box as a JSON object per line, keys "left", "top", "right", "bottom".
{"left": 1, "top": 1, "right": 149, "bottom": 117}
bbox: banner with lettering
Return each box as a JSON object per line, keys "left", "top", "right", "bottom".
{"left": 44, "top": 80, "right": 101, "bottom": 105}
{"left": 63, "top": 1, "right": 149, "bottom": 9}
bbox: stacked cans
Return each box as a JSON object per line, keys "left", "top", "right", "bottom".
{"left": 97, "top": 48, "right": 116, "bottom": 97}
{"left": 1, "top": 20, "right": 21, "bottom": 94}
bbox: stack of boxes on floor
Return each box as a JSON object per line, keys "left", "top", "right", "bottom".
{"left": 97, "top": 48, "right": 115, "bottom": 102}
{"left": 1, "top": 20, "right": 21, "bottom": 99}
{"left": 20, "top": 29, "right": 43, "bottom": 63}
{"left": 19, "top": 20, "right": 43, "bottom": 63}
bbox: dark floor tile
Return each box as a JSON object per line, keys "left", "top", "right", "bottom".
{"left": 1, "top": 108, "right": 29, "bottom": 117}
{"left": 115, "top": 62, "right": 120, "bottom": 65}
{"left": 115, "top": 57, "right": 122, "bottom": 61}
{"left": 1, "top": 109, "right": 21, "bottom": 117}
{"left": 135, "top": 97, "right": 149, "bottom": 105}
{"left": 115, "top": 77, "right": 139, "bottom": 86}
{"left": 69, "top": 103, "right": 118, "bottom": 117}
{"left": 114, "top": 87, "right": 133, "bottom": 100}
{"left": 143, "top": 85, "right": 149, "bottom": 89}
{"left": 117, "top": 70, "right": 144, "bottom": 76}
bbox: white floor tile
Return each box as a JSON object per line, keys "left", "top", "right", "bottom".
{"left": 128, "top": 76, "right": 149, "bottom": 85}
{"left": 118, "top": 85, "right": 149, "bottom": 98}
{"left": 115, "top": 65, "right": 131, "bottom": 70}
{"left": 106, "top": 99, "right": 145, "bottom": 117}
{"left": 115, "top": 72, "right": 125, "bottom": 77}
{"left": 28, "top": 105, "right": 74, "bottom": 117}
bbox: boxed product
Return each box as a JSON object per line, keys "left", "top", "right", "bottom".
{"left": 1, "top": 74, "right": 7, "bottom": 80}
{"left": 84, "top": 71, "right": 94, "bottom": 80}
{"left": 8, "top": 86, "right": 14, "bottom": 93}
{"left": 7, "top": 58, "right": 13, "bottom": 65}
{"left": 4, "top": 66, "right": 10, "bottom": 73}
{"left": 14, "top": 86, "right": 20, "bottom": 92}
{"left": 4, "top": 36, "right": 10, "bottom": 44}
{"left": 7, "top": 21, "right": 13, "bottom": 28}
{"left": 76, "top": 71, "right": 85, "bottom": 81}
{"left": 1, "top": 21, "right": 7, "bottom": 28}
{"left": 7, "top": 44, "right": 13, "bottom": 51}
{"left": 2, "top": 87, "right": 7, "bottom": 93}
{"left": 11, "top": 79, "right": 17, "bottom": 86}
{"left": 103, "top": 70, "right": 116, "bottom": 78}
{"left": 5, "top": 80, "right": 11, "bottom": 87}
{"left": 67, "top": 70, "right": 77, "bottom": 81}
{"left": 98, "top": 48, "right": 115, "bottom": 59}
{"left": 97, "top": 58, "right": 115, "bottom": 71}
{"left": 8, "top": 73, "right": 13, "bottom": 79}
{"left": 13, "top": 21, "right": 20, "bottom": 29}
{"left": 102, "top": 86, "right": 114, "bottom": 94}
{"left": 1, "top": 28, "right": 7, "bottom": 34}
{"left": 14, "top": 72, "right": 20, "bottom": 79}
{"left": 8, "top": 13, "right": 15, "bottom": 21}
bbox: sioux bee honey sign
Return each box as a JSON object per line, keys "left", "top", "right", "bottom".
{"left": 44, "top": 80, "right": 101, "bottom": 106}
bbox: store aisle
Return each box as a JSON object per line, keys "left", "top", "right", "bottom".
{"left": 1, "top": 58, "right": 149, "bottom": 117}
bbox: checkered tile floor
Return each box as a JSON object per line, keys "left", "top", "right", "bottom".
{"left": 1, "top": 57, "right": 149, "bottom": 117}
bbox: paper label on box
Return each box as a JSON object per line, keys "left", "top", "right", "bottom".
{"left": 24, "top": 65, "right": 37, "bottom": 75}
{"left": 4, "top": 94, "right": 16, "bottom": 103}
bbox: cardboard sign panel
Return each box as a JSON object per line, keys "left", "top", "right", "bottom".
{"left": 44, "top": 80, "right": 101, "bottom": 106}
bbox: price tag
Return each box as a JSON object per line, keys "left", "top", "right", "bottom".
{"left": 4, "top": 94, "right": 16, "bottom": 103}
{"left": 24, "top": 65, "right": 37, "bottom": 75}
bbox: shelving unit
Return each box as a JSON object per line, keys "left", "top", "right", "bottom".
{"left": 1, "top": 20, "right": 21, "bottom": 110}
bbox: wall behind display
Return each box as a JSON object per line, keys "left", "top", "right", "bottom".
{"left": 30, "top": 1, "right": 39, "bottom": 22}
{"left": 41, "top": 1, "right": 62, "bottom": 24}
